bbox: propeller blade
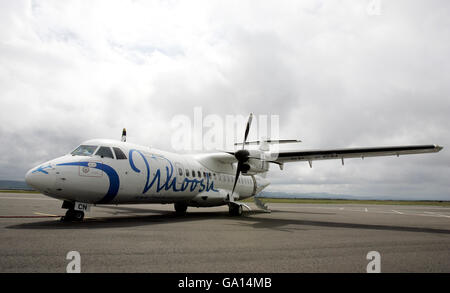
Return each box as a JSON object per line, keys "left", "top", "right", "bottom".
{"left": 230, "top": 161, "right": 242, "bottom": 200}
{"left": 228, "top": 113, "right": 253, "bottom": 201}
{"left": 242, "top": 113, "right": 253, "bottom": 149}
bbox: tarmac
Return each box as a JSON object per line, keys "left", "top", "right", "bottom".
{"left": 1, "top": 192, "right": 449, "bottom": 273}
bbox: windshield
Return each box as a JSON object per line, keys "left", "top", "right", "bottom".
{"left": 71, "top": 145, "right": 98, "bottom": 156}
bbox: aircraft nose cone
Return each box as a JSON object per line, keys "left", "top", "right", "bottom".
{"left": 25, "top": 165, "right": 55, "bottom": 192}
{"left": 25, "top": 169, "right": 36, "bottom": 188}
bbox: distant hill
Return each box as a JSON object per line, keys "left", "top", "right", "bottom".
{"left": 256, "top": 191, "right": 448, "bottom": 201}
{"left": 256, "top": 191, "right": 368, "bottom": 200}
{"left": 0, "top": 180, "right": 34, "bottom": 191}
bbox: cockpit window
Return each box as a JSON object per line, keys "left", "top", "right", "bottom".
{"left": 95, "top": 146, "right": 114, "bottom": 159}
{"left": 113, "top": 147, "right": 127, "bottom": 160}
{"left": 71, "top": 145, "right": 98, "bottom": 156}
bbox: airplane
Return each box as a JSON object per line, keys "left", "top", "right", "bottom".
{"left": 25, "top": 114, "right": 443, "bottom": 221}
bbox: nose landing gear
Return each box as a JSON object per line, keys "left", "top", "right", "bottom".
{"left": 62, "top": 209, "right": 84, "bottom": 222}
{"left": 60, "top": 201, "right": 85, "bottom": 222}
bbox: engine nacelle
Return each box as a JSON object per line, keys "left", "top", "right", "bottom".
{"left": 242, "top": 158, "right": 269, "bottom": 175}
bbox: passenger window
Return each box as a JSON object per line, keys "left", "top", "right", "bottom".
{"left": 178, "top": 168, "right": 183, "bottom": 176}
{"left": 197, "top": 171, "right": 201, "bottom": 178}
{"left": 113, "top": 147, "right": 127, "bottom": 160}
{"left": 192, "top": 170, "right": 195, "bottom": 178}
{"left": 185, "top": 169, "right": 190, "bottom": 177}
{"left": 95, "top": 146, "right": 114, "bottom": 159}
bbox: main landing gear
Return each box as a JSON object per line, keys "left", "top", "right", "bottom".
{"left": 174, "top": 203, "right": 188, "bottom": 216}
{"left": 60, "top": 201, "right": 84, "bottom": 222}
{"left": 228, "top": 203, "right": 243, "bottom": 216}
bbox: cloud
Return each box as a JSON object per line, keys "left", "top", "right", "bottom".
{"left": 0, "top": 0, "right": 449, "bottom": 199}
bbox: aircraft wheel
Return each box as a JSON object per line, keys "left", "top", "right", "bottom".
{"left": 61, "top": 209, "right": 84, "bottom": 222}
{"left": 61, "top": 209, "right": 74, "bottom": 222}
{"left": 174, "top": 203, "right": 188, "bottom": 215}
{"left": 229, "top": 204, "right": 243, "bottom": 216}
{"left": 73, "top": 211, "right": 84, "bottom": 221}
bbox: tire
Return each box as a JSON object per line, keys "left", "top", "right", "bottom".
{"left": 73, "top": 211, "right": 84, "bottom": 221}
{"left": 61, "top": 209, "right": 84, "bottom": 222}
{"left": 229, "top": 204, "right": 243, "bottom": 216}
{"left": 237, "top": 205, "right": 243, "bottom": 216}
{"left": 174, "top": 203, "right": 188, "bottom": 215}
{"left": 61, "top": 209, "right": 74, "bottom": 222}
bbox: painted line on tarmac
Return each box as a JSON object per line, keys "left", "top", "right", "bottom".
{"left": 33, "top": 212, "right": 59, "bottom": 217}
{"left": 423, "top": 211, "right": 450, "bottom": 218}
{"left": 0, "top": 215, "right": 60, "bottom": 218}
{"left": 0, "top": 211, "right": 61, "bottom": 218}
{"left": 271, "top": 205, "right": 450, "bottom": 219}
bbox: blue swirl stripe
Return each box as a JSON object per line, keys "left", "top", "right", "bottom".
{"left": 32, "top": 164, "right": 52, "bottom": 174}
{"left": 57, "top": 162, "right": 120, "bottom": 204}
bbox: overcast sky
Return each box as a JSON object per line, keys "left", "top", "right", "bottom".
{"left": 1, "top": 0, "right": 449, "bottom": 200}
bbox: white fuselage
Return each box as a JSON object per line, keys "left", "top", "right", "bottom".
{"left": 25, "top": 139, "right": 270, "bottom": 207}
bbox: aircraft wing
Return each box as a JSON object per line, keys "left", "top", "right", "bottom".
{"left": 270, "top": 144, "right": 443, "bottom": 164}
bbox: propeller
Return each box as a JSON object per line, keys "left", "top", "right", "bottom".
{"left": 229, "top": 113, "right": 253, "bottom": 201}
